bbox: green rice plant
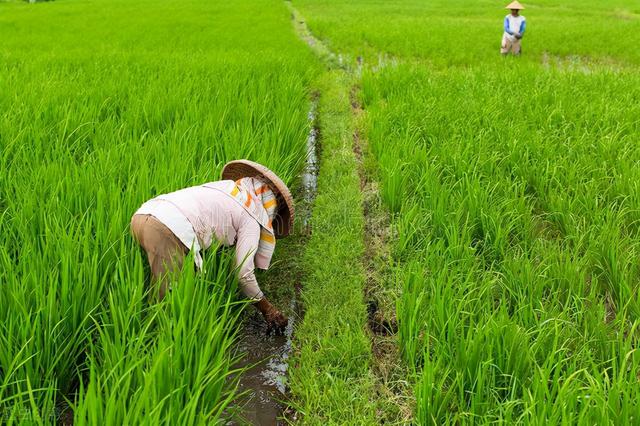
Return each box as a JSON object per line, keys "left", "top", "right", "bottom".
{"left": 415, "top": 354, "right": 456, "bottom": 425}
{"left": 293, "top": 1, "right": 640, "bottom": 421}
{"left": 0, "top": 0, "right": 318, "bottom": 422}
{"left": 396, "top": 261, "right": 427, "bottom": 370}
{"left": 73, "top": 253, "right": 243, "bottom": 424}
{"left": 354, "top": 39, "right": 640, "bottom": 423}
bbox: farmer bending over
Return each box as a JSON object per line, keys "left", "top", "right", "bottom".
{"left": 130, "top": 160, "right": 292, "bottom": 333}
{"left": 501, "top": 1, "right": 526, "bottom": 56}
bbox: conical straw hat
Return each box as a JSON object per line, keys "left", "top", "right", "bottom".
{"left": 221, "top": 160, "right": 295, "bottom": 238}
{"left": 505, "top": 1, "right": 525, "bottom": 9}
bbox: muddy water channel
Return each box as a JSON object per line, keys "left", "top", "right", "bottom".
{"left": 232, "top": 299, "right": 299, "bottom": 425}
{"left": 229, "top": 102, "right": 318, "bottom": 425}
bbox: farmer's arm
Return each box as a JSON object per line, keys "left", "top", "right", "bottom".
{"left": 235, "top": 220, "right": 288, "bottom": 333}
{"left": 504, "top": 16, "right": 513, "bottom": 35}
{"left": 235, "top": 220, "right": 264, "bottom": 300}
{"left": 519, "top": 20, "right": 526, "bottom": 35}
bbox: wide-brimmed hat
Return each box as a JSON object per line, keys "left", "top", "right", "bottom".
{"left": 505, "top": 1, "right": 525, "bottom": 10}
{"left": 221, "top": 160, "right": 295, "bottom": 238}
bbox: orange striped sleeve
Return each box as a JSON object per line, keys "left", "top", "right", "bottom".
{"left": 260, "top": 231, "right": 275, "bottom": 244}
{"left": 255, "top": 185, "right": 268, "bottom": 195}
{"left": 263, "top": 199, "right": 277, "bottom": 210}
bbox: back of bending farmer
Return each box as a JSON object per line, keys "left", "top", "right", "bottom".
{"left": 130, "top": 160, "right": 293, "bottom": 333}
{"left": 501, "top": 1, "right": 526, "bottom": 55}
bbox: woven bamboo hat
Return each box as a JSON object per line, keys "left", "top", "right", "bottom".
{"left": 221, "top": 160, "right": 295, "bottom": 238}
{"left": 505, "top": 1, "right": 525, "bottom": 9}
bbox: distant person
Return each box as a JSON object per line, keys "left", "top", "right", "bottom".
{"left": 501, "top": 1, "right": 526, "bottom": 56}
{"left": 130, "top": 160, "right": 293, "bottom": 334}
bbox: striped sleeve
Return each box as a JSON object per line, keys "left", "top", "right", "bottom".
{"left": 235, "top": 219, "right": 264, "bottom": 301}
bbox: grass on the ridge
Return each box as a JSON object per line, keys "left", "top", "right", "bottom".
{"left": 288, "top": 71, "right": 378, "bottom": 424}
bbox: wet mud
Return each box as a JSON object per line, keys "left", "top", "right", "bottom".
{"left": 231, "top": 297, "right": 298, "bottom": 425}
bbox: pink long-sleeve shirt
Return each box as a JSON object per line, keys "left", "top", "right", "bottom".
{"left": 135, "top": 181, "right": 264, "bottom": 300}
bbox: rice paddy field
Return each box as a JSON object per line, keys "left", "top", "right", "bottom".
{"left": 0, "top": 0, "right": 316, "bottom": 423}
{"left": 1, "top": 0, "right": 640, "bottom": 424}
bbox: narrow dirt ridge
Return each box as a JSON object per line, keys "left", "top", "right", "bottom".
{"left": 286, "top": 3, "right": 411, "bottom": 423}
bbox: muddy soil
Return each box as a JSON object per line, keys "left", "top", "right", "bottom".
{"left": 230, "top": 297, "right": 298, "bottom": 426}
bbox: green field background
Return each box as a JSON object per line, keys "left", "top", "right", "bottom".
{"left": 294, "top": 0, "right": 640, "bottom": 66}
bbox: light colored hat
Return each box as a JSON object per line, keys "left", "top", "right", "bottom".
{"left": 221, "top": 160, "right": 295, "bottom": 238}
{"left": 505, "top": 1, "right": 525, "bottom": 9}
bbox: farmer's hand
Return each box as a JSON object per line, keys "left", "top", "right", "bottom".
{"left": 265, "top": 309, "right": 288, "bottom": 335}
{"left": 255, "top": 298, "right": 289, "bottom": 335}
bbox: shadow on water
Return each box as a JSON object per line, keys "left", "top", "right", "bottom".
{"left": 228, "top": 100, "right": 318, "bottom": 425}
